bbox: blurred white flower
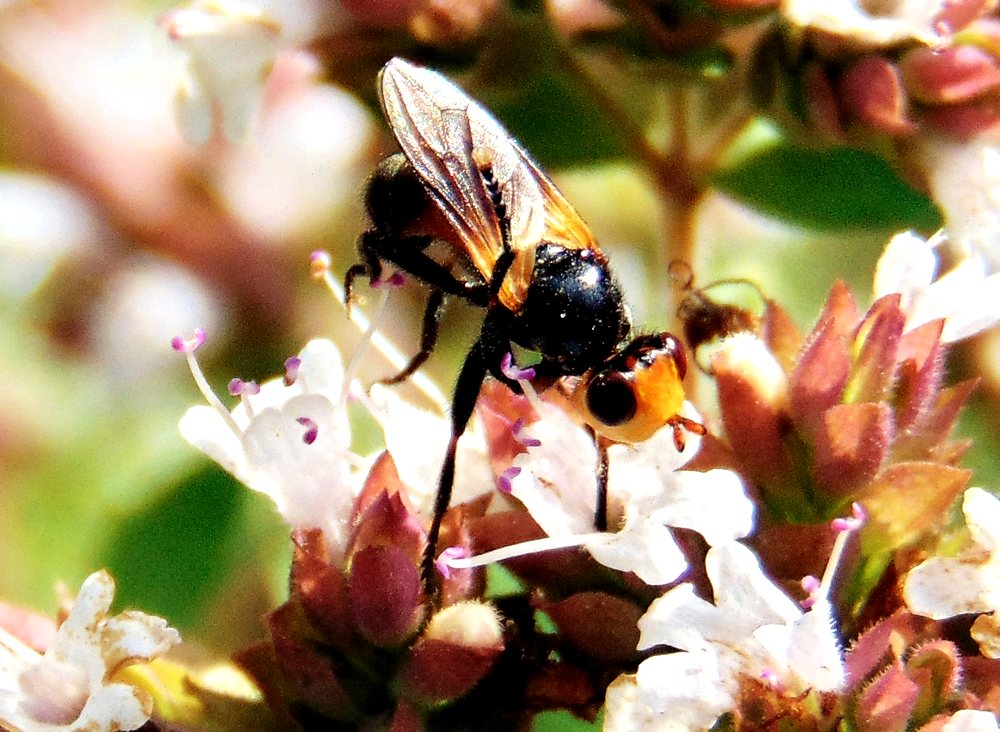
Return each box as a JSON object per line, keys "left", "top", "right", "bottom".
{"left": 782, "top": 0, "right": 945, "bottom": 47}
{"left": 904, "top": 487, "right": 1000, "bottom": 657}
{"left": 0, "top": 173, "right": 100, "bottom": 301}
{"left": 0, "top": 571, "right": 180, "bottom": 732}
{"left": 605, "top": 541, "right": 844, "bottom": 732}
{"left": 942, "top": 709, "right": 1000, "bottom": 732}
{"left": 506, "top": 402, "right": 754, "bottom": 584}
{"left": 873, "top": 229, "right": 1000, "bottom": 342}
{"left": 162, "top": 0, "right": 338, "bottom": 145}
{"left": 218, "top": 62, "right": 375, "bottom": 239}
{"left": 91, "top": 255, "right": 225, "bottom": 386}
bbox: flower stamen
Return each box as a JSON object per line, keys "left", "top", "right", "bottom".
{"left": 497, "top": 466, "right": 521, "bottom": 494}
{"left": 511, "top": 419, "right": 541, "bottom": 448}
{"left": 283, "top": 356, "right": 301, "bottom": 386}
{"left": 296, "top": 416, "right": 318, "bottom": 445}
{"left": 439, "top": 532, "right": 609, "bottom": 572}
{"left": 310, "top": 250, "right": 447, "bottom": 411}
{"left": 228, "top": 378, "right": 260, "bottom": 418}
{"left": 813, "top": 503, "right": 866, "bottom": 607}
{"left": 173, "top": 328, "right": 241, "bottom": 435}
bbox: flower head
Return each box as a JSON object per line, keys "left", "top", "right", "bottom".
{"left": 605, "top": 539, "right": 845, "bottom": 731}
{"left": 179, "top": 337, "right": 364, "bottom": 562}
{"left": 0, "top": 571, "right": 180, "bottom": 732}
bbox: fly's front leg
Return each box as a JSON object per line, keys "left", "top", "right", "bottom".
{"left": 344, "top": 230, "right": 391, "bottom": 311}
{"left": 379, "top": 288, "right": 446, "bottom": 385}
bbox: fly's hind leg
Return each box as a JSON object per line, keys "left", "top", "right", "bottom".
{"left": 379, "top": 288, "right": 446, "bottom": 385}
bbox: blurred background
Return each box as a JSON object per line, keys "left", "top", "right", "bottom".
{"left": 0, "top": 0, "right": 994, "bottom": 670}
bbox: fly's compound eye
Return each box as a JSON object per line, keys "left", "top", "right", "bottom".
{"left": 585, "top": 371, "right": 637, "bottom": 427}
{"left": 575, "top": 331, "right": 690, "bottom": 445}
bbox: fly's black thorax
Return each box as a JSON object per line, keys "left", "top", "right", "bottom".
{"left": 508, "top": 243, "right": 631, "bottom": 375}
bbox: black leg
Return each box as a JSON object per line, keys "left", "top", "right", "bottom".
{"left": 422, "top": 336, "right": 492, "bottom": 588}
{"left": 361, "top": 231, "right": 490, "bottom": 305}
{"left": 591, "top": 430, "right": 610, "bottom": 532}
{"left": 380, "top": 289, "right": 446, "bottom": 385}
{"left": 344, "top": 262, "right": 371, "bottom": 310}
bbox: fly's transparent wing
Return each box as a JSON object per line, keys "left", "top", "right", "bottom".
{"left": 379, "top": 58, "right": 597, "bottom": 287}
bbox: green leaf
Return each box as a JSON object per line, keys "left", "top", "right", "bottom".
{"left": 102, "top": 464, "right": 249, "bottom": 630}
{"left": 713, "top": 146, "right": 941, "bottom": 231}
{"left": 532, "top": 709, "right": 603, "bottom": 732}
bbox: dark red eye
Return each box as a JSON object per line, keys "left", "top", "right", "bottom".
{"left": 585, "top": 371, "right": 637, "bottom": 427}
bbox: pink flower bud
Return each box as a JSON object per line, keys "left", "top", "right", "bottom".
{"left": 902, "top": 45, "right": 1000, "bottom": 104}
{"left": 840, "top": 56, "right": 918, "bottom": 135}
{"left": 398, "top": 602, "right": 503, "bottom": 707}
{"left": 349, "top": 546, "right": 425, "bottom": 647}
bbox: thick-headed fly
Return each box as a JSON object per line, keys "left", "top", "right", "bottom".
{"left": 347, "top": 58, "right": 705, "bottom": 585}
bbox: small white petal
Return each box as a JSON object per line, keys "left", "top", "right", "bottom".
{"left": 872, "top": 224, "right": 1000, "bottom": 341}
{"left": 873, "top": 230, "right": 937, "bottom": 307}
{"left": 964, "top": 487, "right": 1000, "bottom": 553}
{"left": 786, "top": 600, "right": 844, "bottom": 691}
{"left": 74, "top": 683, "right": 151, "bottom": 731}
{"left": 174, "top": 64, "right": 213, "bottom": 146}
{"left": 605, "top": 651, "right": 732, "bottom": 732}
{"left": 179, "top": 404, "right": 248, "bottom": 476}
{"left": 942, "top": 709, "right": 1000, "bottom": 732}
{"left": 644, "top": 469, "right": 754, "bottom": 547}
{"left": 242, "top": 393, "right": 354, "bottom": 543}
{"left": 971, "top": 614, "right": 1000, "bottom": 659}
{"left": 905, "top": 555, "right": 1000, "bottom": 618}
{"left": 507, "top": 407, "right": 600, "bottom": 536}
{"left": 905, "top": 488, "right": 1000, "bottom": 619}
{"left": 586, "top": 520, "right": 687, "bottom": 586}
{"left": 368, "top": 384, "right": 493, "bottom": 518}
{"left": 639, "top": 584, "right": 739, "bottom": 653}
{"left": 708, "top": 542, "right": 802, "bottom": 627}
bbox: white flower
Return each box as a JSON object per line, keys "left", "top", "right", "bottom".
{"left": 161, "top": 0, "right": 336, "bottom": 144}
{"left": 506, "top": 402, "right": 753, "bottom": 585}
{"left": 0, "top": 571, "right": 180, "bottom": 732}
{"left": 904, "top": 487, "right": 1000, "bottom": 657}
{"left": 180, "top": 338, "right": 366, "bottom": 561}
{"left": 873, "top": 230, "right": 1000, "bottom": 342}
{"left": 605, "top": 541, "right": 844, "bottom": 732}
{"left": 782, "top": 0, "right": 945, "bottom": 47}
{"left": 367, "top": 383, "right": 495, "bottom": 522}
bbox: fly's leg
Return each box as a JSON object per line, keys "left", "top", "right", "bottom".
{"left": 379, "top": 289, "right": 445, "bottom": 385}
{"left": 422, "top": 338, "right": 488, "bottom": 589}
{"left": 422, "top": 313, "right": 511, "bottom": 592}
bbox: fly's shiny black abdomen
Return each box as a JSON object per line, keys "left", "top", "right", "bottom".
{"left": 509, "top": 244, "right": 631, "bottom": 374}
